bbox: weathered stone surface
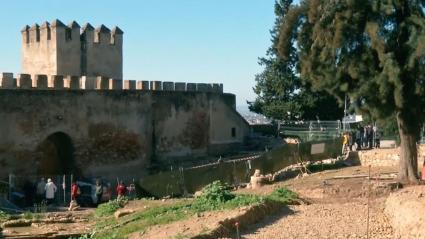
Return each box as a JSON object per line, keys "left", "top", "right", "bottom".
{"left": 211, "top": 83, "right": 221, "bottom": 93}
{"left": 110, "top": 79, "right": 123, "bottom": 90}
{"left": 137, "top": 81, "right": 149, "bottom": 90}
{"left": 0, "top": 90, "right": 249, "bottom": 183}
{"left": 356, "top": 145, "right": 425, "bottom": 167}
{"left": 124, "top": 80, "right": 136, "bottom": 90}
{"left": 51, "top": 75, "right": 64, "bottom": 89}
{"left": 83, "top": 76, "right": 96, "bottom": 89}
{"left": 0, "top": 73, "right": 14, "bottom": 89}
{"left": 35, "top": 74, "right": 48, "bottom": 89}
{"left": 150, "top": 81, "right": 162, "bottom": 91}
{"left": 174, "top": 82, "right": 186, "bottom": 91}
{"left": 162, "top": 82, "right": 174, "bottom": 91}
{"left": 22, "top": 20, "right": 122, "bottom": 79}
{"left": 68, "top": 76, "right": 81, "bottom": 89}
{"left": 186, "top": 83, "right": 196, "bottom": 91}
{"left": 18, "top": 74, "right": 32, "bottom": 89}
{"left": 196, "top": 83, "right": 209, "bottom": 92}
{"left": 96, "top": 76, "right": 109, "bottom": 89}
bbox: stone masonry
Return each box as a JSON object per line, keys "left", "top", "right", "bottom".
{"left": 21, "top": 19, "right": 123, "bottom": 79}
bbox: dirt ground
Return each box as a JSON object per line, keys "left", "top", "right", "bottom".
{"left": 240, "top": 165, "right": 397, "bottom": 239}
{"left": 1, "top": 157, "right": 404, "bottom": 238}
{"left": 129, "top": 165, "right": 399, "bottom": 239}
{"left": 129, "top": 208, "right": 246, "bottom": 239}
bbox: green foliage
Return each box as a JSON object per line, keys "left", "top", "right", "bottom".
{"left": 94, "top": 202, "right": 192, "bottom": 238}
{"left": 93, "top": 182, "right": 298, "bottom": 238}
{"left": 250, "top": 0, "right": 343, "bottom": 121}
{"left": 95, "top": 197, "right": 129, "bottom": 217}
{"left": 276, "top": 0, "right": 425, "bottom": 182}
{"left": 0, "top": 210, "right": 10, "bottom": 221}
{"left": 191, "top": 181, "right": 235, "bottom": 211}
{"left": 268, "top": 187, "right": 298, "bottom": 204}
{"left": 20, "top": 211, "right": 43, "bottom": 220}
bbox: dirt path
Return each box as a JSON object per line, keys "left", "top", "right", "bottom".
{"left": 242, "top": 199, "right": 393, "bottom": 239}
{"left": 240, "top": 165, "right": 397, "bottom": 239}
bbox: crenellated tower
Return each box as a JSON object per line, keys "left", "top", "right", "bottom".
{"left": 21, "top": 19, "right": 123, "bottom": 79}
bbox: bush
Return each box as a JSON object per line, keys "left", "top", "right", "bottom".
{"left": 191, "top": 181, "right": 235, "bottom": 211}
{"left": 0, "top": 210, "right": 9, "bottom": 221}
{"left": 268, "top": 187, "right": 298, "bottom": 203}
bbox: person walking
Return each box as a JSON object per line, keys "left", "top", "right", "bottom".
{"left": 375, "top": 130, "right": 381, "bottom": 148}
{"left": 45, "top": 178, "right": 57, "bottom": 205}
{"left": 367, "top": 125, "right": 373, "bottom": 149}
{"left": 356, "top": 128, "right": 362, "bottom": 150}
{"left": 69, "top": 181, "right": 80, "bottom": 211}
{"left": 95, "top": 180, "right": 103, "bottom": 205}
{"left": 116, "top": 181, "right": 127, "bottom": 200}
{"left": 36, "top": 178, "right": 46, "bottom": 203}
{"left": 342, "top": 132, "right": 349, "bottom": 154}
{"left": 71, "top": 181, "right": 79, "bottom": 201}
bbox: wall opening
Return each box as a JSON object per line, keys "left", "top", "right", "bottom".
{"left": 36, "top": 132, "right": 78, "bottom": 175}
{"left": 231, "top": 127, "right": 236, "bottom": 138}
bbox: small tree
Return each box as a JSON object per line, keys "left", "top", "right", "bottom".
{"left": 249, "top": 0, "right": 343, "bottom": 121}
{"left": 277, "top": 0, "right": 425, "bottom": 183}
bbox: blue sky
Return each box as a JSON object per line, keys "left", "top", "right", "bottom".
{"left": 0, "top": 0, "right": 276, "bottom": 106}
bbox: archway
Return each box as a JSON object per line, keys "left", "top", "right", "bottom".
{"left": 36, "top": 132, "right": 77, "bottom": 175}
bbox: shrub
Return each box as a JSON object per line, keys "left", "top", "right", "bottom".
{"left": 0, "top": 210, "right": 9, "bottom": 221}
{"left": 268, "top": 187, "right": 298, "bottom": 203}
{"left": 191, "top": 181, "right": 235, "bottom": 211}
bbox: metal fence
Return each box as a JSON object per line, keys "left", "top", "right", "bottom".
{"left": 278, "top": 120, "right": 344, "bottom": 142}
{"left": 139, "top": 137, "right": 342, "bottom": 197}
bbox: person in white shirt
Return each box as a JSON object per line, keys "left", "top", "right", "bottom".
{"left": 45, "top": 178, "right": 57, "bottom": 205}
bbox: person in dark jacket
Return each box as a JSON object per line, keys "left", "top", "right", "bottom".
{"left": 95, "top": 180, "right": 103, "bottom": 205}
{"left": 356, "top": 128, "right": 362, "bottom": 150}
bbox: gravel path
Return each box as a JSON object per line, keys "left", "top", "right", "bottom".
{"left": 242, "top": 199, "right": 393, "bottom": 239}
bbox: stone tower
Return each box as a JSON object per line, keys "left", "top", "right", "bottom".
{"left": 21, "top": 19, "right": 123, "bottom": 79}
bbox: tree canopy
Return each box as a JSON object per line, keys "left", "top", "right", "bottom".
{"left": 277, "top": 0, "right": 425, "bottom": 183}
{"left": 249, "top": 0, "right": 343, "bottom": 121}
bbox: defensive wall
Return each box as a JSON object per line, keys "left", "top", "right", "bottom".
{"left": 0, "top": 73, "right": 250, "bottom": 181}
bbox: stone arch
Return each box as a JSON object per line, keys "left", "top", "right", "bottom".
{"left": 36, "top": 132, "right": 78, "bottom": 175}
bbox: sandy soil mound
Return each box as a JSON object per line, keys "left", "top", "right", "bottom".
{"left": 385, "top": 186, "right": 425, "bottom": 239}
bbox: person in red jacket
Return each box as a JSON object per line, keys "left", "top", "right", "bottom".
{"left": 71, "top": 181, "right": 79, "bottom": 201}
{"left": 69, "top": 181, "right": 80, "bottom": 211}
{"left": 116, "top": 181, "right": 127, "bottom": 199}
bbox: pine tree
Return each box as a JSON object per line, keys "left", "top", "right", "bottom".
{"left": 249, "top": 0, "right": 343, "bottom": 121}
{"left": 277, "top": 0, "right": 425, "bottom": 183}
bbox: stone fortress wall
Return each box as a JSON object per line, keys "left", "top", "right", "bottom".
{"left": 21, "top": 20, "right": 123, "bottom": 79}
{"left": 0, "top": 20, "right": 249, "bottom": 181}
{"left": 0, "top": 73, "right": 247, "bottom": 180}
{"left": 0, "top": 72, "right": 224, "bottom": 93}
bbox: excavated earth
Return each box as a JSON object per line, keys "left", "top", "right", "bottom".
{"left": 3, "top": 147, "right": 424, "bottom": 238}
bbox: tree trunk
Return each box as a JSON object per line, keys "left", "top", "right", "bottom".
{"left": 396, "top": 112, "right": 419, "bottom": 184}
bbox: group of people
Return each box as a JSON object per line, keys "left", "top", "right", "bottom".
{"left": 343, "top": 125, "right": 381, "bottom": 153}
{"left": 32, "top": 177, "right": 57, "bottom": 205}
{"left": 19, "top": 177, "right": 134, "bottom": 210}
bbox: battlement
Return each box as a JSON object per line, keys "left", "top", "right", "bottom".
{"left": 22, "top": 20, "right": 123, "bottom": 46}
{"left": 22, "top": 20, "right": 123, "bottom": 79}
{"left": 0, "top": 72, "right": 224, "bottom": 93}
